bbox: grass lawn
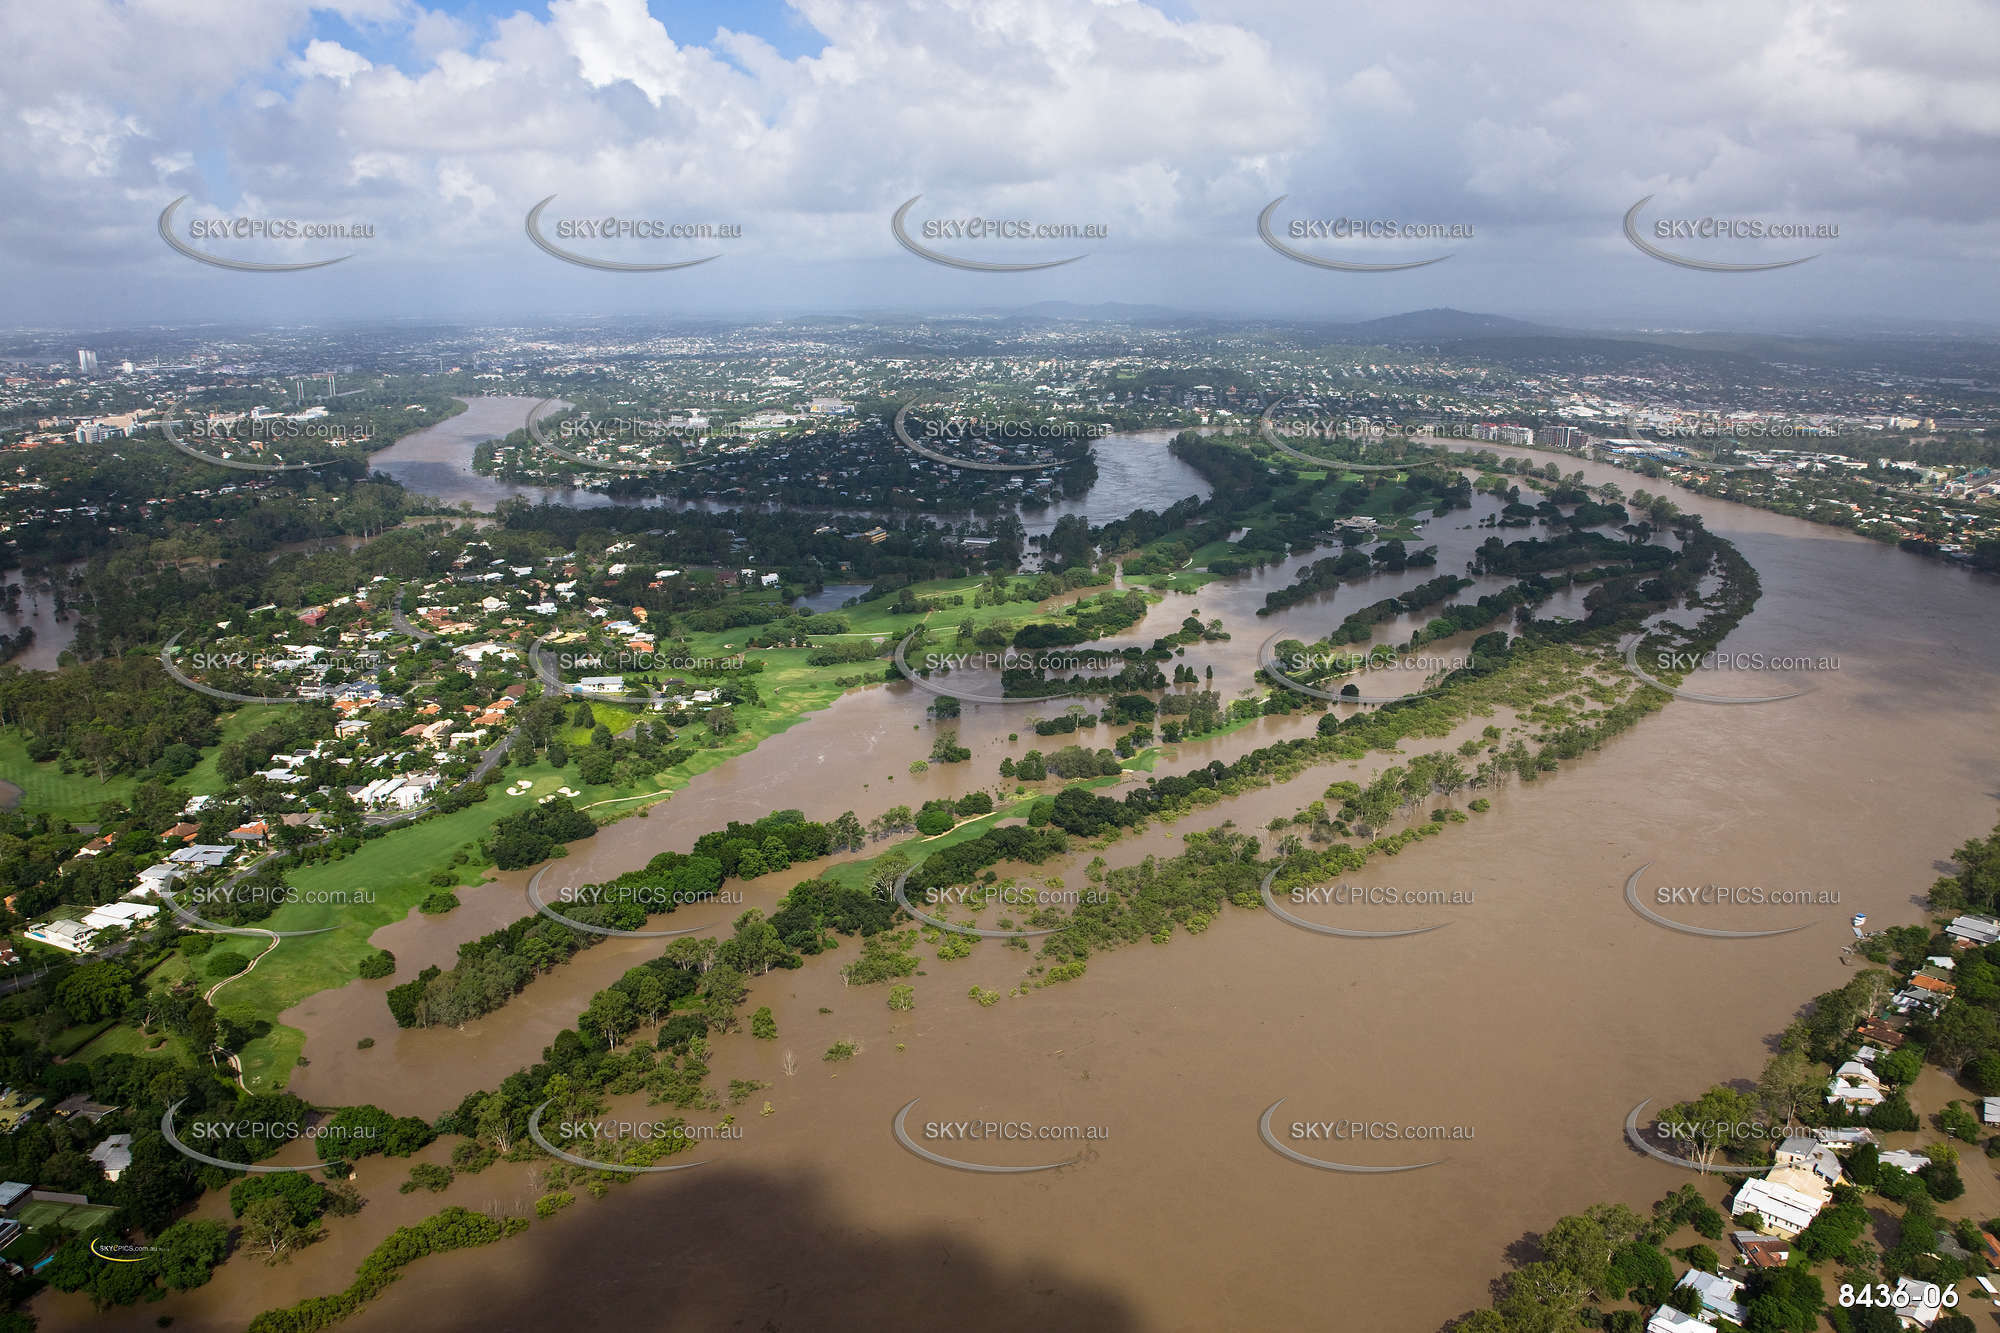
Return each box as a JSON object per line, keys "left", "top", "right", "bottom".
{"left": 225, "top": 749, "right": 747, "bottom": 1088}
{"left": 180, "top": 705, "right": 295, "bottom": 797}
{"left": 0, "top": 730, "right": 136, "bottom": 822}
{"left": 554, "top": 700, "right": 645, "bottom": 749}
{"left": 72, "top": 1021, "right": 195, "bottom": 1065}
{"left": 0, "top": 704, "right": 288, "bottom": 821}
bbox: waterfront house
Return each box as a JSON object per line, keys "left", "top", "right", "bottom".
{"left": 1891, "top": 1277, "right": 1946, "bottom": 1328}
{"left": 1828, "top": 1060, "right": 1888, "bottom": 1108}
{"left": 1946, "top": 914, "right": 2000, "bottom": 946}
{"left": 1731, "top": 1232, "right": 1791, "bottom": 1268}
{"left": 1675, "top": 1269, "right": 1746, "bottom": 1324}
{"left": 1773, "top": 1136, "right": 1843, "bottom": 1186}
{"left": 1644, "top": 1307, "right": 1711, "bottom": 1333}
{"left": 1730, "top": 1176, "right": 1828, "bottom": 1237}
{"left": 1880, "top": 1149, "right": 1931, "bottom": 1175}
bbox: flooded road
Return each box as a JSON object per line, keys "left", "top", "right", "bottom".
{"left": 73, "top": 444, "right": 2000, "bottom": 1333}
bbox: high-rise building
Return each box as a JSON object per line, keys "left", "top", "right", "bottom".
{"left": 76, "top": 349, "right": 98, "bottom": 374}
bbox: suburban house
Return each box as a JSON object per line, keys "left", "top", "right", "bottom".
{"left": 1731, "top": 1232, "right": 1791, "bottom": 1268}
{"left": 89, "top": 1134, "right": 133, "bottom": 1182}
{"left": 1912, "top": 969, "right": 1957, "bottom": 997}
{"left": 1772, "top": 1135, "right": 1843, "bottom": 1187}
{"left": 133, "top": 863, "right": 182, "bottom": 897}
{"left": 52, "top": 1094, "right": 114, "bottom": 1123}
{"left": 1645, "top": 1307, "right": 1710, "bottom": 1333}
{"left": 1855, "top": 1019, "right": 1905, "bottom": 1049}
{"left": 1947, "top": 914, "right": 2000, "bottom": 946}
{"left": 23, "top": 919, "right": 96, "bottom": 954}
{"left": 1891, "top": 1276, "right": 1946, "bottom": 1328}
{"left": 1730, "top": 1175, "right": 1828, "bottom": 1237}
{"left": 1828, "top": 1059, "right": 1887, "bottom": 1108}
{"left": 1675, "top": 1269, "right": 1746, "bottom": 1324}
{"left": 1810, "top": 1126, "right": 1878, "bottom": 1149}
{"left": 169, "top": 845, "right": 234, "bottom": 869}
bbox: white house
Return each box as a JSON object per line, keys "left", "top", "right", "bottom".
{"left": 1645, "top": 1307, "right": 1711, "bottom": 1333}
{"left": 134, "top": 863, "right": 182, "bottom": 896}
{"left": 1675, "top": 1269, "right": 1746, "bottom": 1325}
{"left": 24, "top": 919, "right": 96, "bottom": 954}
{"left": 1810, "top": 1127, "right": 1878, "bottom": 1149}
{"left": 90, "top": 1134, "right": 134, "bottom": 1182}
{"left": 1731, "top": 1176, "right": 1828, "bottom": 1237}
{"left": 82, "top": 901, "right": 158, "bottom": 934}
{"left": 1892, "top": 1277, "right": 1946, "bottom": 1328}
{"left": 169, "top": 844, "right": 234, "bottom": 869}
{"left": 1828, "top": 1060, "right": 1888, "bottom": 1108}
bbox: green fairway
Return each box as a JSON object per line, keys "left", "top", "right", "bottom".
{"left": 0, "top": 730, "right": 136, "bottom": 821}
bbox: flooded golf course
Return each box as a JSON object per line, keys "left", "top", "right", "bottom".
{"left": 52, "top": 433, "right": 2000, "bottom": 1332}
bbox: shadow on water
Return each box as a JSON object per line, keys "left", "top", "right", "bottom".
{"left": 345, "top": 1165, "right": 1145, "bottom": 1333}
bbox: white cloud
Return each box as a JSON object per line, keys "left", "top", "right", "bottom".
{"left": 0, "top": 0, "right": 1995, "bottom": 322}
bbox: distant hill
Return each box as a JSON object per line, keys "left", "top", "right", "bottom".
{"left": 1338, "top": 308, "right": 1562, "bottom": 340}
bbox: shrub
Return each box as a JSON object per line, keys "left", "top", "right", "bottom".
{"left": 915, "top": 808, "right": 954, "bottom": 836}
{"left": 399, "top": 1163, "right": 453, "bottom": 1195}
{"left": 418, "top": 891, "right": 459, "bottom": 915}
{"left": 534, "top": 1192, "right": 575, "bottom": 1219}
{"left": 451, "top": 1141, "right": 498, "bottom": 1173}
{"left": 823, "top": 1039, "right": 858, "bottom": 1062}
{"left": 750, "top": 1006, "right": 777, "bottom": 1039}
{"left": 968, "top": 986, "right": 1001, "bottom": 1007}
{"left": 204, "top": 952, "right": 249, "bottom": 979}
{"left": 887, "top": 985, "right": 915, "bottom": 1011}
{"left": 356, "top": 949, "right": 395, "bottom": 979}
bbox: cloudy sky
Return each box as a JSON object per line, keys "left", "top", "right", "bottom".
{"left": 6, "top": 0, "right": 1998, "bottom": 331}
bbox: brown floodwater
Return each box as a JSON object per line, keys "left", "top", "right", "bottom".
{"left": 50, "top": 452, "right": 2000, "bottom": 1332}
